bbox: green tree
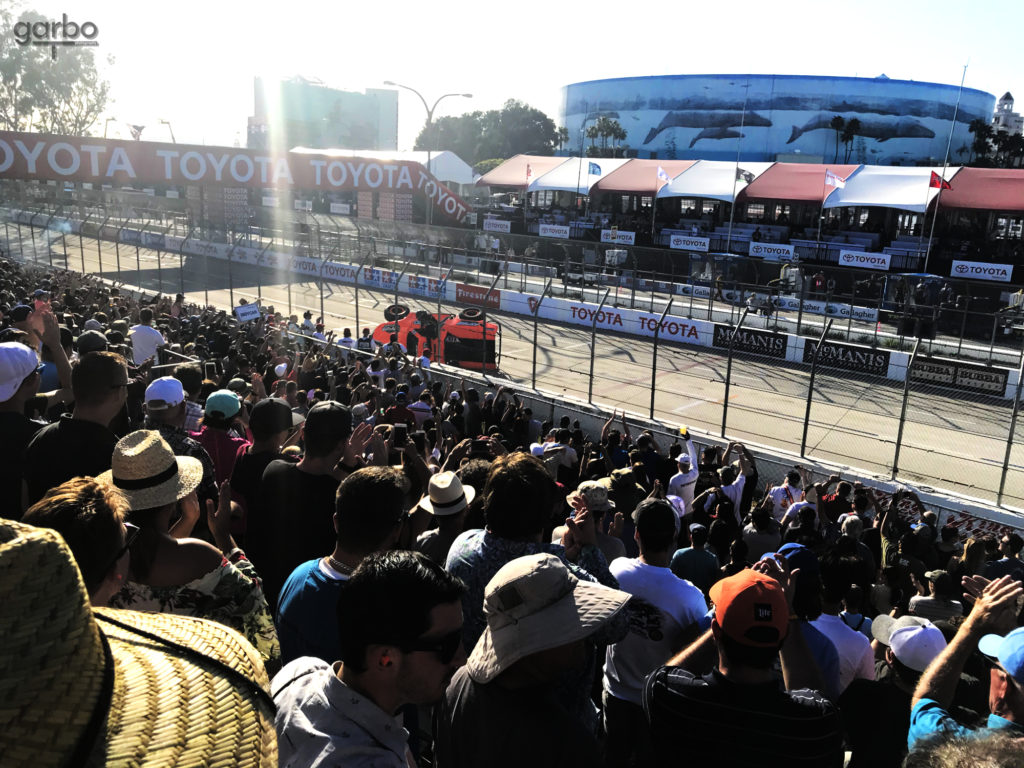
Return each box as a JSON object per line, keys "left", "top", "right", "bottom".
{"left": 968, "top": 118, "right": 994, "bottom": 166}
{"left": 0, "top": 7, "right": 112, "bottom": 135}
{"left": 415, "top": 99, "right": 557, "bottom": 165}
{"left": 473, "top": 158, "right": 504, "bottom": 176}
{"left": 556, "top": 125, "right": 569, "bottom": 152}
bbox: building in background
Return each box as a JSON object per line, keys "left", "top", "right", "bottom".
{"left": 561, "top": 74, "right": 996, "bottom": 165}
{"left": 992, "top": 92, "right": 1024, "bottom": 136}
{"left": 248, "top": 76, "right": 398, "bottom": 151}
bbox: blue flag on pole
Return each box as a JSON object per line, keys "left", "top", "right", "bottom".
{"left": 588, "top": 162, "right": 601, "bottom": 176}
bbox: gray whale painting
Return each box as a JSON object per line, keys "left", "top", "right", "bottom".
{"left": 561, "top": 74, "right": 995, "bottom": 164}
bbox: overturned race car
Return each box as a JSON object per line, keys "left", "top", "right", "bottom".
{"left": 372, "top": 304, "right": 501, "bottom": 372}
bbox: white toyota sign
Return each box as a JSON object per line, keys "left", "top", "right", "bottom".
{"left": 749, "top": 242, "right": 794, "bottom": 261}
{"left": 483, "top": 218, "right": 512, "bottom": 233}
{"left": 600, "top": 229, "right": 636, "bottom": 245}
{"left": 838, "top": 250, "right": 891, "bottom": 271}
{"left": 669, "top": 234, "right": 710, "bottom": 252}
{"left": 539, "top": 223, "right": 570, "bottom": 239}
{"left": 951, "top": 260, "right": 1013, "bottom": 283}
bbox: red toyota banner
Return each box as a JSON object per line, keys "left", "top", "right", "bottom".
{"left": 0, "top": 131, "right": 469, "bottom": 223}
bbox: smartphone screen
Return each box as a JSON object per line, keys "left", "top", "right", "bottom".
{"left": 394, "top": 423, "right": 408, "bottom": 443}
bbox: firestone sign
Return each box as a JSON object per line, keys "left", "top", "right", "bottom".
{"left": 0, "top": 130, "right": 470, "bottom": 223}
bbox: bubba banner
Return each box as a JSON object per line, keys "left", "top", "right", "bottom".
{"left": 0, "top": 130, "right": 470, "bottom": 223}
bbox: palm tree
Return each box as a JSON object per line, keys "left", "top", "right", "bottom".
{"left": 968, "top": 118, "right": 994, "bottom": 166}
{"left": 840, "top": 118, "right": 861, "bottom": 163}
{"left": 556, "top": 126, "right": 569, "bottom": 152}
{"left": 830, "top": 116, "right": 846, "bottom": 163}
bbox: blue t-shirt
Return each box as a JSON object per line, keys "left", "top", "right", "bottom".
{"left": 276, "top": 558, "right": 347, "bottom": 665}
{"left": 908, "top": 697, "right": 1024, "bottom": 751}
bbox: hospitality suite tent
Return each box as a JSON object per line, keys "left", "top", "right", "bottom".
{"left": 656, "top": 161, "right": 774, "bottom": 202}
{"left": 822, "top": 166, "right": 961, "bottom": 212}
{"left": 739, "top": 163, "right": 861, "bottom": 202}
{"left": 935, "top": 168, "right": 1024, "bottom": 212}
{"left": 526, "top": 157, "right": 631, "bottom": 195}
{"left": 475, "top": 154, "right": 569, "bottom": 188}
{"left": 590, "top": 159, "right": 697, "bottom": 196}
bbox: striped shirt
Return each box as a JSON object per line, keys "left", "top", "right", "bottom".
{"left": 643, "top": 667, "right": 842, "bottom": 767}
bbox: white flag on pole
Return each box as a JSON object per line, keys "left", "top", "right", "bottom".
{"left": 824, "top": 169, "right": 847, "bottom": 189}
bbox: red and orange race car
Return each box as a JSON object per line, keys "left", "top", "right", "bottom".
{"left": 372, "top": 304, "right": 501, "bottom": 371}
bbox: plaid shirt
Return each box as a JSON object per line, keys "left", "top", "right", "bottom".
{"left": 183, "top": 400, "right": 203, "bottom": 433}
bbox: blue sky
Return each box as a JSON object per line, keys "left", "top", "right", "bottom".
{"left": 16, "top": 0, "right": 1024, "bottom": 150}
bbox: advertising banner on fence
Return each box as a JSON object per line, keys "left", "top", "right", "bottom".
{"left": 749, "top": 242, "right": 794, "bottom": 261}
{"left": 712, "top": 324, "right": 788, "bottom": 358}
{"left": 910, "top": 358, "right": 1010, "bottom": 395}
{"left": 669, "top": 234, "right": 710, "bottom": 252}
{"left": 262, "top": 196, "right": 277, "bottom": 207}
{"left": 0, "top": 130, "right": 470, "bottom": 223}
{"left": 483, "top": 218, "right": 512, "bottom": 233}
{"left": 329, "top": 202, "right": 351, "bottom": 215}
{"left": 950, "top": 260, "right": 1013, "bottom": 283}
{"left": 838, "top": 250, "right": 891, "bottom": 271}
{"left": 320, "top": 261, "right": 358, "bottom": 284}
{"left": 803, "top": 339, "right": 891, "bottom": 376}
{"left": 360, "top": 267, "right": 397, "bottom": 290}
{"left": 539, "top": 223, "right": 570, "bottom": 239}
{"left": 407, "top": 275, "right": 444, "bottom": 299}
{"left": 456, "top": 283, "right": 500, "bottom": 309}
{"left": 600, "top": 229, "right": 636, "bottom": 245}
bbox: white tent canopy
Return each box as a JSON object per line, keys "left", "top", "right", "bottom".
{"left": 823, "top": 166, "right": 961, "bottom": 213}
{"left": 656, "top": 160, "right": 774, "bottom": 202}
{"left": 290, "top": 147, "right": 476, "bottom": 186}
{"left": 527, "top": 157, "right": 630, "bottom": 195}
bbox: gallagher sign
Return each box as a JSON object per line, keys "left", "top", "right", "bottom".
{"left": 950, "top": 260, "right": 1013, "bottom": 283}
{"left": 0, "top": 130, "right": 470, "bottom": 224}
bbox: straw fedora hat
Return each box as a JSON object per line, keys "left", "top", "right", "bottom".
{"left": 466, "top": 553, "right": 630, "bottom": 684}
{"left": 97, "top": 430, "right": 203, "bottom": 510}
{"left": 0, "top": 519, "right": 277, "bottom": 767}
{"left": 417, "top": 471, "right": 476, "bottom": 517}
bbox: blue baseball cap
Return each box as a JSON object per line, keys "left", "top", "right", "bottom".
{"left": 979, "top": 627, "right": 1024, "bottom": 686}
{"left": 775, "top": 542, "right": 820, "bottom": 575}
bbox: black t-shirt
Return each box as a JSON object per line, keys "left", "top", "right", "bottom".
{"left": 840, "top": 678, "right": 912, "bottom": 768}
{"left": 644, "top": 666, "right": 842, "bottom": 768}
{"left": 230, "top": 445, "right": 297, "bottom": 538}
{"left": 251, "top": 460, "right": 339, "bottom": 609}
{"left": 23, "top": 415, "right": 118, "bottom": 504}
{"left": 435, "top": 666, "right": 601, "bottom": 768}
{"left": 0, "top": 412, "right": 42, "bottom": 519}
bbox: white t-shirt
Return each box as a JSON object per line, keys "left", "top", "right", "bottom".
{"left": 667, "top": 440, "right": 699, "bottom": 514}
{"left": 129, "top": 324, "right": 165, "bottom": 365}
{"left": 782, "top": 500, "right": 817, "bottom": 530}
{"left": 704, "top": 472, "right": 746, "bottom": 526}
{"left": 766, "top": 483, "right": 800, "bottom": 523}
{"left": 603, "top": 557, "right": 707, "bottom": 705}
{"left": 811, "top": 613, "right": 874, "bottom": 694}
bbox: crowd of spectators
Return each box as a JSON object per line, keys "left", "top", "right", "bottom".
{"left": 3, "top": 253, "right": 1024, "bottom": 767}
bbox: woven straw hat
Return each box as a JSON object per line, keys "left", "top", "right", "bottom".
{"left": 97, "top": 430, "right": 203, "bottom": 510}
{"left": 0, "top": 519, "right": 277, "bottom": 767}
{"left": 417, "top": 471, "right": 475, "bottom": 517}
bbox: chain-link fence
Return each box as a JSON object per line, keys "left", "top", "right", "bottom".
{"left": 3, "top": 202, "right": 1022, "bottom": 511}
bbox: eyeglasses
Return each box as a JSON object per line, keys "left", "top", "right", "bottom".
{"left": 402, "top": 627, "right": 463, "bottom": 664}
{"left": 104, "top": 522, "right": 140, "bottom": 573}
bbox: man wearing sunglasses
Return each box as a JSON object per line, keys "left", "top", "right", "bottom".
{"left": 273, "top": 550, "right": 466, "bottom": 768}
{"left": 908, "top": 574, "right": 1024, "bottom": 753}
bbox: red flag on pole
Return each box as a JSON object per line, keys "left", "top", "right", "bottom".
{"left": 929, "top": 171, "right": 952, "bottom": 190}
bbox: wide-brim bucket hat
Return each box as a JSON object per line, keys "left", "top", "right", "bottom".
{"left": 466, "top": 553, "right": 630, "bottom": 684}
{"left": 0, "top": 519, "right": 277, "bottom": 767}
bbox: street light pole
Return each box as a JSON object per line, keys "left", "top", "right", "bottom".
{"left": 104, "top": 117, "right": 118, "bottom": 138}
{"left": 159, "top": 119, "right": 176, "bottom": 144}
{"left": 383, "top": 81, "right": 471, "bottom": 227}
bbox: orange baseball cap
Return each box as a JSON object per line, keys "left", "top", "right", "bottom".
{"left": 709, "top": 569, "right": 789, "bottom": 648}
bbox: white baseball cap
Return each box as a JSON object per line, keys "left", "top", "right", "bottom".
{"left": 889, "top": 623, "right": 947, "bottom": 672}
{"left": 144, "top": 376, "right": 185, "bottom": 410}
{"left": 0, "top": 342, "right": 41, "bottom": 402}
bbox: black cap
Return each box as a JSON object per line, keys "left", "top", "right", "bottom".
{"left": 10, "top": 305, "right": 32, "bottom": 323}
{"left": 249, "top": 397, "right": 301, "bottom": 439}
{"left": 76, "top": 330, "right": 108, "bottom": 355}
{"left": 303, "top": 400, "right": 352, "bottom": 444}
